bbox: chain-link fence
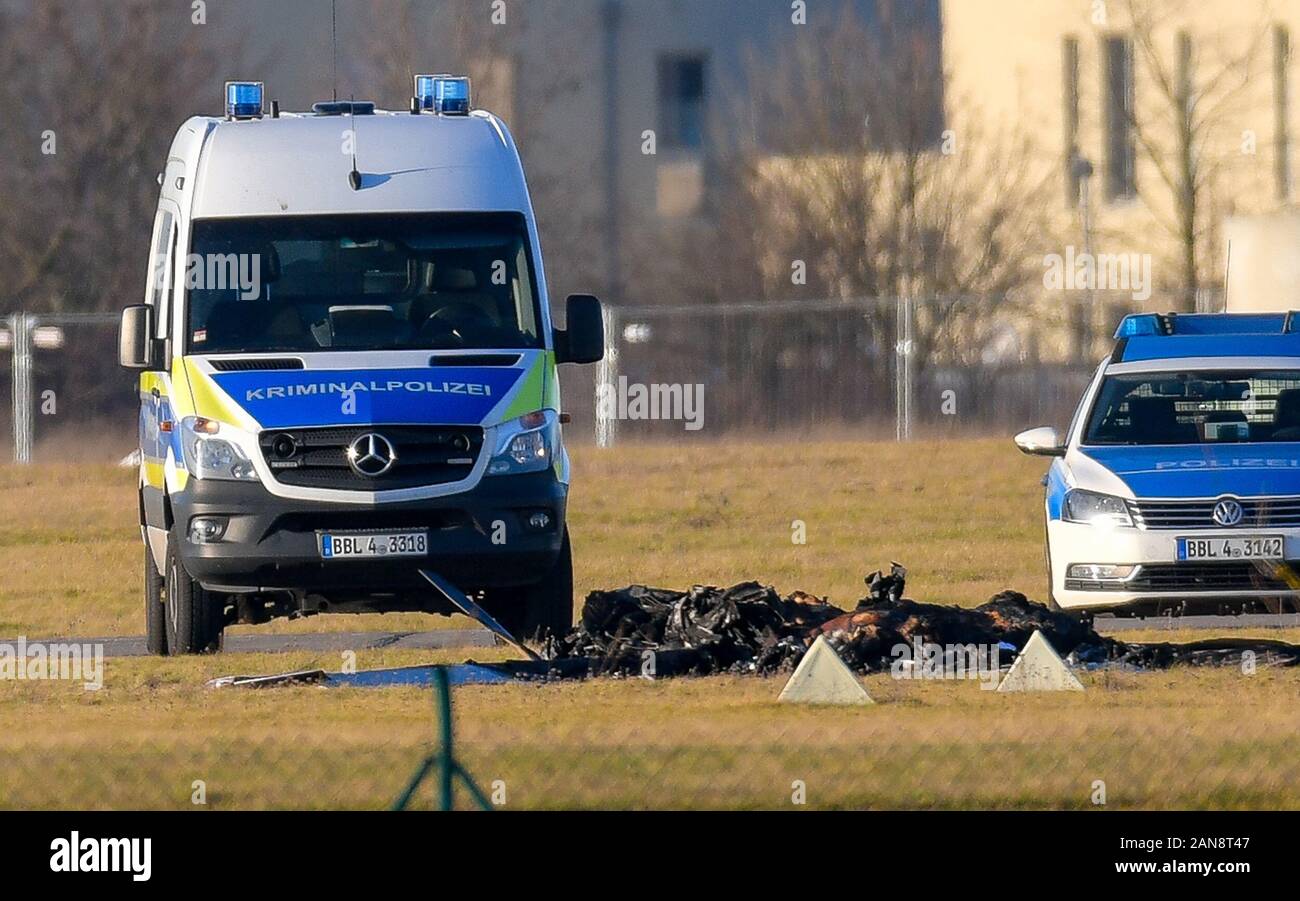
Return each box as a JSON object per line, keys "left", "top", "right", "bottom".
{"left": 589, "top": 292, "right": 1224, "bottom": 445}
{"left": 3, "top": 293, "right": 1222, "bottom": 462}
{"left": 2, "top": 312, "right": 135, "bottom": 463}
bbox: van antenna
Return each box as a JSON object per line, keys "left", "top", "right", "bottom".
{"left": 348, "top": 95, "right": 362, "bottom": 191}
{"left": 331, "top": 0, "right": 338, "bottom": 103}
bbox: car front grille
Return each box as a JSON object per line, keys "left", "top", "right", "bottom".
{"left": 1129, "top": 498, "right": 1300, "bottom": 529}
{"left": 1068, "top": 561, "right": 1300, "bottom": 593}
{"left": 259, "top": 426, "right": 484, "bottom": 491}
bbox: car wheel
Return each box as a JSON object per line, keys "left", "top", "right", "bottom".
{"left": 164, "top": 546, "right": 225, "bottom": 655}
{"left": 488, "top": 530, "right": 574, "bottom": 645}
{"left": 1043, "top": 524, "right": 1063, "bottom": 612}
{"left": 144, "top": 545, "right": 168, "bottom": 656}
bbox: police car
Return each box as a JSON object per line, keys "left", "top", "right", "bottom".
{"left": 118, "top": 78, "right": 605, "bottom": 654}
{"left": 1016, "top": 312, "right": 1300, "bottom": 616}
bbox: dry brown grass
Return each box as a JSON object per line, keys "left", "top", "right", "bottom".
{"left": 0, "top": 439, "right": 1048, "bottom": 638}
{"left": 1, "top": 651, "right": 1298, "bottom": 809}
{"left": 3, "top": 441, "right": 1300, "bottom": 810}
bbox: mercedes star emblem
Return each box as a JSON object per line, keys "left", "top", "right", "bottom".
{"left": 346, "top": 433, "right": 397, "bottom": 478}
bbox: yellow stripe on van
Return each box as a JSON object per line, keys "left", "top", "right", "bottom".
{"left": 499, "top": 354, "right": 549, "bottom": 421}
{"left": 184, "top": 358, "right": 261, "bottom": 431}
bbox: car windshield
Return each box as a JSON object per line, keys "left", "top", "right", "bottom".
{"left": 185, "top": 213, "right": 542, "bottom": 354}
{"left": 1084, "top": 370, "right": 1300, "bottom": 445}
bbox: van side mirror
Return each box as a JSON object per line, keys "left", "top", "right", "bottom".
{"left": 554, "top": 294, "right": 605, "bottom": 365}
{"left": 118, "top": 305, "right": 156, "bottom": 370}
{"left": 1014, "top": 426, "right": 1066, "bottom": 457}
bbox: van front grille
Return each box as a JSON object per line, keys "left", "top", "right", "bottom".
{"left": 259, "top": 426, "right": 483, "bottom": 491}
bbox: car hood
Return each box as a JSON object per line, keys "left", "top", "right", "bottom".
{"left": 1078, "top": 444, "right": 1300, "bottom": 498}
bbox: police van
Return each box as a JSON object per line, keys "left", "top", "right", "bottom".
{"left": 1016, "top": 312, "right": 1300, "bottom": 617}
{"left": 118, "top": 78, "right": 605, "bottom": 654}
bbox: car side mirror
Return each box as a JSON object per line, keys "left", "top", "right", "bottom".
{"left": 554, "top": 294, "right": 605, "bottom": 365}
{"left": 1014, "top": 426, "right": 1066, "bottom": 457}
{"left": 118, "top": 305, "right": 156, "bottom": 370}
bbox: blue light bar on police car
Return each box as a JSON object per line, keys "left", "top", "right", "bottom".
{"left": 1114, "top": 314, "right": 1166, "bottom": 338}
{"left": 225, "top": 81, "right": 264, "bottom": 119}
{"left": 1115, "top": 312, "right": 1298, "bottom": 340}
{"left": 414, "top": 74, "right": 472, "bottom": 115}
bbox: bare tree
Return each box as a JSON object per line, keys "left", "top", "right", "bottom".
{"left": 1117, "top": 0, "right": 1272, "bottom": 303}
{"left": 0, "top": 1, "right": 240, "bottom": 315}
{"left": 659, "top": 6, "right": 1054, "bottom": 403}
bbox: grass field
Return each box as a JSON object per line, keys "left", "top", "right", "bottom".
{"left": 3, "top": 439, "right": 1300, "bottom": 810}
{"left": 0, "top": 439, "right": 1049, "bottom": 639}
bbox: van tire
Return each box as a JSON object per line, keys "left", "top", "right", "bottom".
{"left": 490, "top": 530, "right": 574, "bottom": 645}
{"left": 164, "top": 547, "right": 224, "bottom": 655}
{"left": 144, "top": 545, "right": 168, "bottom": 656}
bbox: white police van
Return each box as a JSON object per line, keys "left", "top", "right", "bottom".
{"left": 118, "top": 78, "right": 605, "bottom": 654}
{"left": 1016, "top": 312, "right": 1300, "bottom": 617}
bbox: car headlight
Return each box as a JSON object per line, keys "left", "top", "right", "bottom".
{"left": 1063, "top": 489, "right": 1133, "bottom": 528}
{"left": 180, "top": 417, "right": 259, "bottom": 482}
{"left": 487, "top": 411, "right": 558, "bottom": 476}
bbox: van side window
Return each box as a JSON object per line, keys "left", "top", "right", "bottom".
{"left": 158, "top": 223, "right": 178, "bottom": 342}
{"left": 147, "top": 210, "right": 175, "bottom": 339}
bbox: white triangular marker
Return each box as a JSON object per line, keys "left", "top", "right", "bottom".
{"left": 779, "top": 635, "right": 873, "bottom": 705}
{"left": 997, "top": 630, "right": 1085, "bottom": 692}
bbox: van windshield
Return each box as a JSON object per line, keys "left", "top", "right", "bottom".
{"left": 185, "top": 213, "right": 543, "bottom": 354}
{"left": 1084, "top": 370, "right": 1300, "bottom": 445}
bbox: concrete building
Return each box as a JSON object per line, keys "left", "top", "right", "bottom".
{"left": 943, "top": 0, "right": 1300, "bottom": 311}
{"left": 204, "top": 0, "right": 941, "bottom": 304}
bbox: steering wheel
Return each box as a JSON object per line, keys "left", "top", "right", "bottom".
{"left": 418, "top": 315, "right": 467, "bottom": 347}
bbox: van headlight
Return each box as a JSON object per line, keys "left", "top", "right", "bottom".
{"left": 487, "top": 411, "right": 557, "bottom": 476}
{"left": 180, "top": 417, "right": 260, "bottom": 482}
{"left": 1063, "top": 489, "right": 1133, "bottom": 528}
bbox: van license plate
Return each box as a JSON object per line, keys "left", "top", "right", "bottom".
{"left": 318, "top": 531, "right": 428, "bottom": 560}
{"left": 1177, "top": 536, "right": 1284, "bottom": 561}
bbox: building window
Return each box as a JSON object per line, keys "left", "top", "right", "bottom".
{"left": 1103, "top": 35, "right": 1137, "bottom": 200}
{"left": 1276, "top": 25, "right": 1292, "bottom": 201}
{"left": 658, "top": 54, "right": 708, "bottom": 149}
{"left": 1063, "top": 36, "right": 1081, "bottom": 207}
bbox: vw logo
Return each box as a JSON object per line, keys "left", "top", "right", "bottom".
{"left": 1212, "top": 498, "right": 1245, "bottom": 528}
{"left": 346, "top": 433, "right": 397, "bottom": 478}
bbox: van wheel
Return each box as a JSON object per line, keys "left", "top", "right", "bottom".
{"left": 164, "top": 547, "right": 224, "bottom": 655}
{"left": 144, "top": 546, "right": 167, "bottom": 656}
{"left": 490, "top": 531, "right": 574, "bottom": 645}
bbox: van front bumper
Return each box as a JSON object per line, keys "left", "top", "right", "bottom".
{"left": 1048, "top": 519, "right": 1300, "bottom": 613}
{"left": 170, "top": 471, "right": 567, "bottom": 595}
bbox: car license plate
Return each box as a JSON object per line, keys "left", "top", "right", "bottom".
{"left": 1177, "top": 536, "right": 1284, "bottom": 561}
{"left": 318, "top": 531, "right": 428, "bottom": 560}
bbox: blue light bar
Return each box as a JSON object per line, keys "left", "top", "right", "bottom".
{"left": 1114, "top": 314, "right": 1166, "bottom": 338}
{"left": 225, "top": 81, "right": 264, "bottom": 119}
{"left": 414, "top": 74, "right": 472, "bottom": 115}
{"left": 414, "top": 74, "right": 439, "bottom": 111}
{"left": 434, "top": 76, "right": 472, "bottom": 114}
{"left": 1115, "top": 312, "right": 1296, "bottom": 339}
